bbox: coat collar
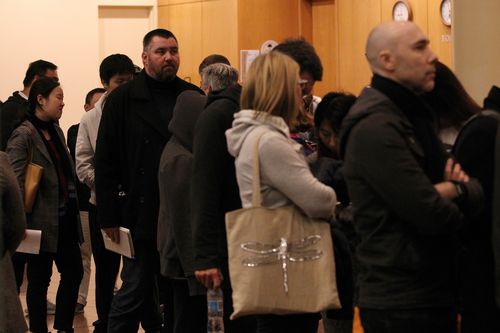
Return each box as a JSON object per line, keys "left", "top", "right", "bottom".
{"left": 131, "top": 70, "right": 188, "bottom": 139}
{"left": 128, "top": 71, "right": 174, "bottom": 139}
{"left": 23, "top": 121, "right": 52, "bottom": 164}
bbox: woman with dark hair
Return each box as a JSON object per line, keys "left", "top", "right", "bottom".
{"left": 422, "top": 61, "right": 481, "bottom": 149}
{"left": 310, "top": 92, "right": 356, "bottom": 206}
{"left": 6, "top": 77, "right": 83, "bottom": 333}
{"left": 310, "top": 92, "right": 357, "bottom": 333}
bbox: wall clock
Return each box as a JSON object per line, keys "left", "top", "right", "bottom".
{"left": 392, "top": 1, "right": 413, "bottom": 22}
{"left": 440, "top": 0, "right": 452, "bottom": 26}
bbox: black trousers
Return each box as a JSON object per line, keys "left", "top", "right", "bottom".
{"left": 161, "top": 278, "right": 207, "bottom": 333}
{"left": 12, "top": 251, "right": 26, "bottom": 293}
{"left": 89, "top": 204, "right": 121, "bottom": 332}
{"left": 26, "top": 218, "right": 83, "bottom": 333}
{"left": 107, "top": 241, "right": 162, "bottom": 333}
{"left": 220, "top": 265, "right": 257, "bottom": 333}
{"left": 256, "top": 313, "right": 320, "bottom": 333}
{"left": 360, "top": 307, "right": 457, "bottom": 333}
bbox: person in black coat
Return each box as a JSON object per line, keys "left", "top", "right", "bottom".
{"left": 158, "top": 63, "right": 239, "bottom": 333}
{"left": 340, "top": 22, "right": 483, "bottom": 333}
{"left": 453, "top": 85, "right": 500, "bottom": 332}
{"left": 309, "top": 92, "right": 357, "bottom": 333}
{"left": 95, "top": 29, "right": 202, "bottom": 333}
{"left": 191, "top": 82, "right": 256, "bottom": 332}
{"left": 1, "top": 60, "right": 58, "bottom": 151}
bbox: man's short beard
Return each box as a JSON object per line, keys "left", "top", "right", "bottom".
{"left": 156, "top": 69, "right": 176, "bottom": 82}
{"left": 147, "top": 66, "right": 177, "bottom": 82}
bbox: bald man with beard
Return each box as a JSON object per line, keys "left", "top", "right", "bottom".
{"left": 338, "top": 22, "right": 483, "bottom": 333}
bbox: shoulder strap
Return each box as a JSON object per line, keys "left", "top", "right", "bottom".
{"left": 251, "top": 131, "right": 268, "bottom": 208}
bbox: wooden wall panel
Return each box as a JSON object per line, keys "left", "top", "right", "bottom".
{"left": 427, "top": 0, "right": 452, "bottom": 67}
{"left": 337, "top": 0, "right": 381, "bottom": 95}
{"left": 157, "top": 0, "right": 453, "bottom": 95}
{"left": 299, "top": 0, "right": 313, "bottom": 42}
{"left": 158, "top": 0, "right": 196, "bottom": 5}
{"left": 312, "top": 0, "right": 454, "bottom": 97}
{"left": 237, "top": 0, "right": 312, "bottom": 51}
{"left": 312, "top": 0, "right": 338, "bottom": 96}
{"left": 158, "top": 2, "right": 203, "bottom": 84}
{"left": 201, "top": 0, "right": 238, "bottom": 69}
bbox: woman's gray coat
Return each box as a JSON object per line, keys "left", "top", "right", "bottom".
{"left": 6, "top": 120, "right": 82, "bottom": 253}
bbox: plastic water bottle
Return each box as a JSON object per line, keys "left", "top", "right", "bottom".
{"left": 207, "top": 288, "right": 224, "bottom": 333}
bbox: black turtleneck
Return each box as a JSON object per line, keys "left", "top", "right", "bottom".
{"left": 371, "top": 74, "right": 448, "bottom": 184}
{"left": 145, "top": 73, "right": 180, "bottom": 125}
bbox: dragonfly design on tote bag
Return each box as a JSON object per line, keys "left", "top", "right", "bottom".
{"left": 240, "top": 235, "right": 323, "bottom": 293}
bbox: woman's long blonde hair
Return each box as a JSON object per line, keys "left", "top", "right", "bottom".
{"left": 241, "top": 51, "right": 300, "bottom": 127}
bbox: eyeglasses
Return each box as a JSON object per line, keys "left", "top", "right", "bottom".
{"left": 298, "top": 79, "right": 308, "bottom": 88}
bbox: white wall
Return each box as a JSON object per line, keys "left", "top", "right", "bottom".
{"left": 0, "top": 0, "right": 157, "bottom": 135}
{"left": 453, "top": 0, "right": 500, "bottom": 104}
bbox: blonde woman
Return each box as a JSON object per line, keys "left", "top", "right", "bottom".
{"left": 226, "top": 52, "right": 337, "bottom": 332}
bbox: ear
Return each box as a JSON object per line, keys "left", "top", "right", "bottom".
{"left": 379, "top": 50, "right": 396, "bottom": 72}
{"left": 32, "top": 75, "right": 41, "bottom": 85}
{"left": 84, "top": 103, "right": 91, "bottom": 112}
{"left": 37, "top": 94, "right": 45, "bottom": 106}
{"left": 141, "top": 51, "right": 148, "bottom": 66}
{"left": 101, "top": 79, "right": 109, "bottom": 91}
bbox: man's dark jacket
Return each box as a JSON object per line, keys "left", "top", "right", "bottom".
{"left": 454, "top": 86, "right": 500, "bottom": 324}
{"left": 95, "top": 71, "right": 201, "bottom": 241}
{"left": 1, "top": 92, "right": 28, "bottom": 151}
{"left": 191, "top": 84, "right": 242, "bottom": 270}
{"left": 339, "top": 84, "right": 482, "bottom": 309}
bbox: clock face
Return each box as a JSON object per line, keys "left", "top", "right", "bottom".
{"left": 441, "top": 0, "right": 452, "bottom": 26}
{"left": 393, "top": 2, "right": 410, "bottom": 22}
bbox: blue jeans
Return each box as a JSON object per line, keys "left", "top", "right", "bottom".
{"left": 360, "top": 307, "right": 457, "bottom": 333}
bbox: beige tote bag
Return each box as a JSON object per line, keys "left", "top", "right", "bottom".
{"left": 225, "top": 133, "right": 341, "bottom": 319}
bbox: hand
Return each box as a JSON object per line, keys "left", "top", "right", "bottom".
{"left": 443, "top": 158, "right": 469, "bottom": 183}
{"left": 434, "top": 182, "right": 458, "bottom": 200}
{"left": 102, "top": 227, "right": 120, "bottom": 244}
{"left": 195, "top": 268, "right": 223, "bottom": 289}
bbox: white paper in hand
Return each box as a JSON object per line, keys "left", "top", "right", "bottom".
{"left": 16, "top": 229, "right": 42, "bottom": 254}
{"left": 101, "top": 227, "right": 135, "bottom": 259}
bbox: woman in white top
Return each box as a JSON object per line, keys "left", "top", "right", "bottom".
{"left": 226, "top": 51, "right": 337, "bottom": 333}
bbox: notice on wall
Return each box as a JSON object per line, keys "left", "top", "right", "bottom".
{"left": 240, "top": 50, "right": 260, "bottom": 83}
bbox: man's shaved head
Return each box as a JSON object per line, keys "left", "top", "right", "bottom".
{"left": 366, "top": 21, "right": 414, "bottom": 71}
{"left": 365, "top": 21, "right": 437, "bottom": 94}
